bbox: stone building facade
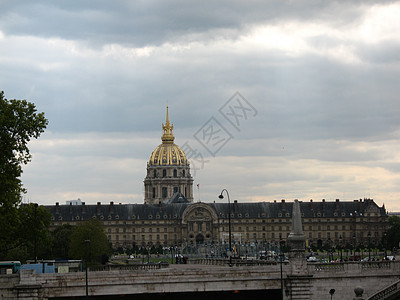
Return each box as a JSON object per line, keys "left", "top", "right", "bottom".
{"left": 45, "top": 107, "right": 388, "bottom": 250}
{"left": 47, "top": 198, "right": 387, "bottom": 250}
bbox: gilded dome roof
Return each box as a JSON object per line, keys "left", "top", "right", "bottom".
{"left": 149, "top": 107, "right": 188, "bottom": 166}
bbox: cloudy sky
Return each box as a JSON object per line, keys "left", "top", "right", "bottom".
{"left": 1, "top": 1, "right": 400, "bottom": 211}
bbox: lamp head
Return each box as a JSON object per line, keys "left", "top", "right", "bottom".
{"left": 219, "top": 194, "right": 224, "bottom": 199}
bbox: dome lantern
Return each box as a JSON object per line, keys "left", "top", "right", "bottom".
{"left": 148, "top": 106, "right": 188, "bottom": 166}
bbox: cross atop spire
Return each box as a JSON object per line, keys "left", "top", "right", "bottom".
{"left": 162, "top": 106, "right": 174, "bottom": 143}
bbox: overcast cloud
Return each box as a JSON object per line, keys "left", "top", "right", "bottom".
{"left": 1, "top": 1, "right": 400, "bottom": 211}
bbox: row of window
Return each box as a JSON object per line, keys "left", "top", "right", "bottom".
{"left": 152, "top": 169, "right": 186, "bottom": 178}
{"left": 108, "top": 227, "right": 177, "bottom": 233}
{"left": 152, "top": 186, "right": 188, "bottom": 198}
{"left": 108, "top": 233, "right": 383, "bottom": 245}
{"left": 104, "top": 223, "right": 383, "bottom": 234}
{"left": 109, "top": 234, "right": 178, "bottom": 242}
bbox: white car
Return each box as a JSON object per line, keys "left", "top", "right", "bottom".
{"left": 307, "top": 256, "right": 318, "bottom": 262}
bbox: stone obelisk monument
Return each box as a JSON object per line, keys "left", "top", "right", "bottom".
{"left": 286, "top": 199, "right": 312, "bottom": 300}
{"left": 287, "top": 199, "right": 307, "bottom": 275}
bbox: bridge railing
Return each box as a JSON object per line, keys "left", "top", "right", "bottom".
{"left": 367, "top": 280, "right": 400, "bottom": 300}
{"left": 88, "top": 262, "right": 169, "bottom": 272}
{"left": 188, "top": 258, "right": 281, "bottom": 267}
{"left": 308, "top": 261, "right": 397, "bottom": 274}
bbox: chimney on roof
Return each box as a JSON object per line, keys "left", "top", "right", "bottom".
{"left": 55, "top": 202, "right": 59, "bottom": 214}
{"left": 233, "top": 200, "right": 238, "bottom": 213}
{"left": 310, "top": 199, "right": 313, "bottom": 209}
{"left": 97, "top": 202, "right": 101, "bottom": 215}
{"left": 281, "top": 199, "right": 286, "bottom": 210}
{"left": 335, "top": 199, "right": 340, "bottom": 210}
{"left": 82, "top": 202, "right": 86, "bottom": 214}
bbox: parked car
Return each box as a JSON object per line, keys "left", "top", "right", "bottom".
{"left": 307, "top": 256, "right": 318, "bottom": 262}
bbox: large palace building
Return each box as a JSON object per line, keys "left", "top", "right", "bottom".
{"left": 46, "top": 108, "right": 388, "bottom": 250}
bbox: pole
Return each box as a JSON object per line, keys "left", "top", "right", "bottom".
{"left": 219, "top": 189, "right": 232, "bottom": 266}
{"left": 280, "top": 241, "right": 284, "bottom": 300}
{"left": 84, "top": 239, "right": 90, "bottom": 300}
{"left": 34, "top": 204, "right": 38, "bottom": 264}
{"left": 85, "top": 260, "right": 88, "bottom": 300}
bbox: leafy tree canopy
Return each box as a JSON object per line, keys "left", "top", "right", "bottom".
{"left": 69, "top": 219, "right": 111, "bottom": 265}
{"left": 0, "top": 91, "right": 48, "bottom": 206}
{"left": 0, "top": 91, "right": 48, "bottom": 259}
{"left": 386, "top": 215, "right": 400, "bottom": 249}
{"left": 52, "top": 224, "right": 74, "bottom": 259}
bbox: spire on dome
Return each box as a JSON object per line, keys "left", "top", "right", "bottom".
{"left": 162, "top": 106, "right": 174, "bottom": 143}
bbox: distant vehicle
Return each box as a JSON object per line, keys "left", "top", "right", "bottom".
{"left": 0, "top": 261, "right": 21, "bottom": 274}
{"left": 20, "top": 262, "right": 55, "bottom": 274}
{"left": 307, "top": 256, "right": 318, "bottom": 262}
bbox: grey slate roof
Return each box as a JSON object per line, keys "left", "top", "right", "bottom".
{"left": 45, "top": 198, "right": 386, "bottom": 222}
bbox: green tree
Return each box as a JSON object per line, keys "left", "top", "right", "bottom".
{"left": 52, "top": 224, "right": 74, "bottom": 259}
{"left": 69, "top": 219, "right": 111, "bottom": 265}
{"left": 386, "top": 216, "right": 400, "bottom": 250}
{"left": 1, "top": 204, "right": 51, "bottom": 261}
{"left": 19, "top": 203, "right": 52, "bottom": 260}
{"left": 0, "top": 91, "right": 48, "bottom": 258}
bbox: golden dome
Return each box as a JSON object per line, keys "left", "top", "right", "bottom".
{"left": 149, "top": 107, "right": 188, "bottom": 166}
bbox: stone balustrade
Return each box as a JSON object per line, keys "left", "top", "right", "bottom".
{"left": 368, "top": 280, "right": 400, "bottom": 300}
{"left": 308, "top": 260, "right": 399, "bottom": 275}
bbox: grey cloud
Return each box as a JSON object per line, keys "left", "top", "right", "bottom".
{"left": 0, "top": 1, "right": 389, "bottom": 47}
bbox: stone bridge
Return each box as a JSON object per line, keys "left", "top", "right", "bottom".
{"left": 2, "top": 201, "right": 399, "bottom": 299}
{"left": 1, "top": 260, "right": 399, "bottom": 300}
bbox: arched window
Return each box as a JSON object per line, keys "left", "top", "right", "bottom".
{"left": 182, "top": 170, "right": 185, "bottom": 177}
{"left": 162, "top": 169, "right": 166, "bottom": 177}
{"left": 153, "top": 170, "right": 157, "bottom": 178}
{"left": 173, "top": 169, "right": 177, "bottom": 177}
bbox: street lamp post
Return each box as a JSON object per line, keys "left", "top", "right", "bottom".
{"left": 219, "top": 189, "right": 232, "bottom": 266}
{"left": 329, "top": 289, "right": 335, "bottom": 300}
{"left": 328, "top": 237, "right": 331, "bottom": 262}
{"left": 279, "top": 239, "right": 284, "bottom": 300}
{"left": 34, "top": 203, "right": 38, "bottom": 264}
{"left": 368, "top": 232, "right": 371, "bottom": 260}
{"left": 84, "top": 239, "right": 90, "bottom": 300}
{"left": 383, "top": 231, "right": 387, "bottom": 260}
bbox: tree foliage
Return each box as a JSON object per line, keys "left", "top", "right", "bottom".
{"left": 52, "top": 224, "right": 74, "bottom": 259}
{"left": 0, "top": 91, "right": 48, "bottom": 206}
{"left": 386, "top": 216, "right": 400, "bottom": 250}
{"left": 69, "top": 219, "right": 111, "bottom": 264}
{"left": 0, "top": 91, "right": 48, "bottom": 259}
